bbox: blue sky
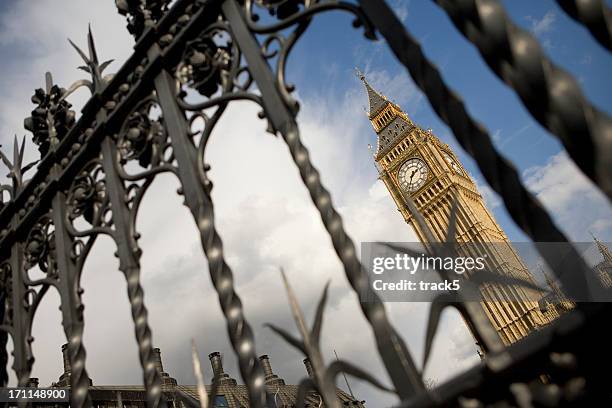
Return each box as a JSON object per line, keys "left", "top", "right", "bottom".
{"left": 0, "top": 1, "right": 611, "bottom": 405}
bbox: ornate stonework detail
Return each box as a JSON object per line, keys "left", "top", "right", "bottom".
{"left": 357, "top": 72, "right": 416, "bottom": 160}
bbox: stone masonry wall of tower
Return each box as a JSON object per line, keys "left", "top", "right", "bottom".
{"left": 358, "top": 73, "right": 565, "bottom": 346}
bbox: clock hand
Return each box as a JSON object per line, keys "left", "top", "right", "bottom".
{"left": 409, "top": 169, "right": 417, "bottom": 182}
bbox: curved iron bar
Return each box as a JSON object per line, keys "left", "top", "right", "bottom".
{"left": 73, "top": 236, "right": 98, "bottom": 297}
{"left": 555, "top": 0, "right": 612, "bottom": 50}
{"left": 102, "top": 116, "right": 168, "bottom": 407}
{"left": 261, "top": 23, "right": 306, "bottom": 114}
{"left": 58, "top": 192, "right": 106, "bottom": 408}
{"left": 194, "top": 105, "right": 227, "bottom": 190}
{"left": 243, "top": 0, "right": 375, "bottom": 38}
{"left": 176, "top": 91, "right": 264, "bottom": 112}
{"left": 358, "top": 0, "right": 594, "bottom": 301}
{"left": 16, "top": 282, "right": 49, "bottom": 386}
{"left": 21, "top": 270, "right": 58, "bottom": 289}
{"left": 244, "top": 0, "right": 374, "bottom": 114}
{"left": 242, "top": 0, "right": 377, "bottom": 114}
{"left": 432, "top": 0, "right": 612, "bottom": 198}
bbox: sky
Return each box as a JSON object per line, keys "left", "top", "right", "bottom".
{"left": 0, "top": 0, "right": 611, "bottom": 406}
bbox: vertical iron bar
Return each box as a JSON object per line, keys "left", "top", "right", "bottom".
{"left": 221, "top": 0, "right": 424, "bottom": 398}
{"left": 9, "top": 245, "right": 30, "bottom": 387}
{"left": 0, "top": 291, "right": 8, "bottom": 388}
{"left": 152, "top": 65, "right": 266, "bottom": 408}
{"left": 51, "top": 189, "right": 92, "bottom": 408}
{"left": 100, "top": 136, "right": 167, "bottom": 408}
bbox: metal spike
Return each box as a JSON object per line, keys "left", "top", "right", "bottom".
{"left": 327, "top": 360, "right": 395, "bottom": 393}
{"left": 87, "top": 24, "right": 99, "bottom": 66}
{"left": 45, "top": 72, "right": 53, "bottom": 93}
{"left": 191, "top": 339, "right": 207, "bottom": 408}
{"left": 68, "top": 38, "right": 90, "bottom": 66}
{"left": 311, "top": 281, "right": 330, "bottom": 344}
{"left": 0, "top": 147, "right": 12, "bottom": 170}
{"left": 12, "top": 135, "right": 19, "bottom": 168}
{"left": 264, "top": 323, "right": 306, "bottom": 354}
{"left": 279, "top": 267, "right": 310, "bottom": 346}
{"left": 99, "top": 59, "right": 115, "bottom": 74}
{"left": 18, "top": 136, "right": 26, "bottom": 165}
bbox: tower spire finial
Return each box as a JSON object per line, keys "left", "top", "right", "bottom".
{"left": 354, "top": 67, "right": 366, "bottom": 82}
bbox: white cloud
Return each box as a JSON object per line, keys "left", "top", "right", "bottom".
{"left": 524, "top": 151, "right": 612, "bottom": 241}
{"left": 0, "top": 0, "right": 133, "bottom": 161}
{"left": 525, "top": 10, "right": 556, "bottom": 37}
{"left": 476, "top": 180, "right": 501, "bottom": 210}
{"left": 390, "top": 0, "right": 410, "bottom": 24}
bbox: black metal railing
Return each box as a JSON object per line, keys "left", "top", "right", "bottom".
{"left": 0, "top": 0, "right": 610, "bottom": 407}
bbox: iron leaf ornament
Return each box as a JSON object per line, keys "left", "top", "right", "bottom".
{"left": 177, "top": 34, "right": 232, "bottom": 97}
{"left": 23, "top": 73, "right": 76, "bottom": 158}
{"left": 116, "top": 0, "right": 170, "bottom": 38}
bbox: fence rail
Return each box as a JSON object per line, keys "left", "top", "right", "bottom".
{"left": 0, "top": 0, "right": 610, "bottom": 407}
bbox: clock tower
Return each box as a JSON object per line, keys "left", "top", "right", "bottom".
{"left": 359, "top": 72, "right": 555, "bottom": 345}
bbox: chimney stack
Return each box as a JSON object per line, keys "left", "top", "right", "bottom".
{"left": 258, "top": 355, "right": 284, "bottom": 386}
{"left": 303, "top": 358, "right": 314, "bottom": 378}
{"left": 208, "top": 352, "right": 236, "bottom": 386}
{"left": 153, "top": 348, "right": 164, "bottom": 374}
{"left": 57, "top": 344, "right": 92, "bottom": 387}
{"left": 152, "top": 348, "right": 177, "bottom": 387}
{"left": 62, "top": 343, "right": 71, "bottom": 375}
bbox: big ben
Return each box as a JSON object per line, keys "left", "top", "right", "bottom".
{"left": 359, "top": 72, "right": 557, "bottom": 345}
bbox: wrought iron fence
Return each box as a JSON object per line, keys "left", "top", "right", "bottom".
{"left": 0, "top": 0, "right": 610, "bottom": 407}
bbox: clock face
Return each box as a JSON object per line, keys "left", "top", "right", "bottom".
{"left": 443, "top": 152, "right": 461, "bottom": 173}
{"left": 398, "top": 158, "right": 429, "bottom": 192}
